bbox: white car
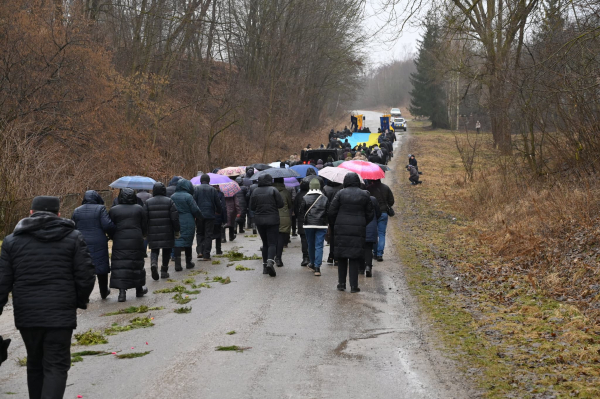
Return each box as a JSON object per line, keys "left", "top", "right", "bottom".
{"left": 392, "top": 117, "right": 407, "bottom": 131}
{"left": 390, "top": 108, "right": 402, "bottom": 118}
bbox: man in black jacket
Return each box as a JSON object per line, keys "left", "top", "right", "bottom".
{"left": 145, "top": 182, "right": 181, "bottom": 280}
{"left": 367, "top": 180, "right": 395, "bottom": 262}
{"left": 0, "top": 196, "right": 95, "bottom": 399}
{"left": 193, "top": 174, "right": 221, "bottom": 261}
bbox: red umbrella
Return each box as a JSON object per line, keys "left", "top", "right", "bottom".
{"left": 218, "top": 182, "right": 241, "bottom": 197}
{"left": 338, "top": 160, "right": 385, "bottom": 180}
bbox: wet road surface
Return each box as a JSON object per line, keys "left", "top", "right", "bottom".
{"left": 0, "top": 110, "right": 471, "bottom": 398}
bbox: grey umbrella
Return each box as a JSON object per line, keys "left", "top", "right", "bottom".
{"left": 250, "top": 168, "right": 300, "bottom": 180}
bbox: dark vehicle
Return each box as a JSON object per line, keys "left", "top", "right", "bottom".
{"left": 300, "top": 149, "right": 339, "bottom": 164}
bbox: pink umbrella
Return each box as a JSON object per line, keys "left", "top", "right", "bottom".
{"left": 191, "top": 173, "right": 231, "bottom": 185}
{"left": 338, "top": 160, "right": 385, "bottom": 180}
{"left": 217, "top": 167, "right": 244, "bottom": 177}
{"left": 218, "top": 182, "right": 241, "bottom": 197}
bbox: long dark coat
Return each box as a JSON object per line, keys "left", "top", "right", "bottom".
{"left": 144, "top": 182, "right": 180, "bottom": 249}
{"left": 328, "top": 173, "right": 374, "bottom": 259}
{"left": 72, "top": 190, "right": 115, "bottom": 275}
{"left": 171, "top": 179, "right": 202, "bottom": 248}
{"left": 108, "top": 188, "right": 148, "bottom": 289}
{"left": 250, "top": 174, "right": 284, "bottom": 226}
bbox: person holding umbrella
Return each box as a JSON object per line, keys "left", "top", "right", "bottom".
{"left": 328, "top": 173, "right": 374, "bottom": 293}
{"left": 171, "top": 179, "right": 203, "bottom": 271}
{"left": 249, "top": 173, "right": 284, "bottom": 277}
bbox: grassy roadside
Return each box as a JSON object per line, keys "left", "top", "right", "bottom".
{"left": 390, "top": 122, "right": 600, "bottom": 398}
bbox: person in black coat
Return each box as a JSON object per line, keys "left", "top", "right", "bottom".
{"left": 0, "top": 196, "right": 95, "bottom": 399}
{"left": 108, "top": 188, "right": 148, "bottom": 302}
{"left": 367, "top": 179, "right": 395, "bottom": 262}
{"left": 249, "top": 173, "right": 284, "bottom": 277}
{"left": 323, "top": 181, "right": 343, "bottom": 265}
{"left": 213, "top": 186, "right": 226, "bottom": 255}
{"left": 193, "top": 174, "right": 221, "bottom": 261}
{"left": 328, "top": 173, "right": 374, "bottom": 293}
{"left": 409, "top": 154, "right": 418, "bottom": 170}
{"left": 363, "top": 196, "right": 381, "bottom": 277}
{"left": 294, "top": 178, "right": 310, "bottom": 266}
{"left": 235, "top": 176, "right": 248, "bottom": 234}
{"left": 145, "top": 182, "right": 180, "bottom": 280}
{"left": 72, "top": 190, "right": 116, "bottom": 299}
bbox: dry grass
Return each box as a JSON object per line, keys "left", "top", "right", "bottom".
{"left": 394, "top": 122, "right": 600, "bottom": 398}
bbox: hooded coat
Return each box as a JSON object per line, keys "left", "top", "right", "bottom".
{"left": 72, "top": 190, "right": 115, "bottom": 275}
{"left": 144, "top": 182, "right": 180, "bottom": 249}
{"left": 367, "top": 180, "right": 395, "bottom": 213}
{"left": 108, "top": 188, "right": 148, "bottom": 289}
{"left": 171, "top": 179, "right": 203, "bottom": 248}
{"left": 273, "top": 181, "right": 293, "bottom": 234}
{"left": 243, "top": 168, "right": 255, "bottom": 187}
{"left": 166, "top": 176, "right": 182, "bottom": 198}
{"left": 328, "top": 173, "right": 374, "bottom": 259}
{"left": 0, "top": 212, "right": 95, "bottom": 329}
{"left": 366, "top": 196, "right": 381, "bottom": 243}
{"left": 300, "top": 180, "right": 329, "bottom": 228}
{"left": 250, "top": 174, "right": 284, "bottom": 226}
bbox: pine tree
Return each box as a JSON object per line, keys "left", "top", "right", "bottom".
{"left": 409, "top": 16, "right": 449, "bottom": 129}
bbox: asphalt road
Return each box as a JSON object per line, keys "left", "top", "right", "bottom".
{"left": 0, "top": 111, "right": 472, "bottom": 398}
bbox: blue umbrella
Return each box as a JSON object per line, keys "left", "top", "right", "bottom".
{"left": 290, "top": 164, "right": 319, "bottom": 177}
{"left": 109, "top": 176, "right": 156, "bottom": 190}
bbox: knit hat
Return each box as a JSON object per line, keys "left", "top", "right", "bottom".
{"left": 309, "top": 178, "right": 320, "bottom": 191}
{"left": 31, "top": 196, "right": 60, "bottom": 213}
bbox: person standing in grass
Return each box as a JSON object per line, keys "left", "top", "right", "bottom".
{"left": 300, "top": 179, "right": 329, "bottom": 276}
{"left": 0, "top": 196, "right": 95, "bottom": 398}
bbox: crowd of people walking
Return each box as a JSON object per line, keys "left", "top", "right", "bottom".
{"left": 0, "top": 120, "right": 412, "bottom": 398}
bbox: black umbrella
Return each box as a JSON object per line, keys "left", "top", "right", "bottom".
{"left": 375, "top": 163, "right": 392, "bottom": 172}
{"left": 247, "top": 163, "right": 272, "bottom": 171}
{"left": 250, "top": 168, "right": 300, "bottom": 180}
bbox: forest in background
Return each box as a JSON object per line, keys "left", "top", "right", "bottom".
{"left": 0, "top": 0, "right": 366, "bottom": 206}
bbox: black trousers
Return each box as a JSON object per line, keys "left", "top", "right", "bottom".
{"left": 174, "top": 247, "right": 192, "bottom": 259}
{"left": 20, "top": 328, "right": 73, "bottom": 399}
{"left": 328, "top": 224, "right": 335, "bottom": 260}
{"left": 151, "top": 248, "right": 172, "bottom": 267}
{"left": 97, "top": 273, "right": 109, "bottom": 294}
{"left": 257, "top": 224, "right": 278, "bottom": 263}
{"left": 196, "top": 218, "right": 214, "bottom": 258}
{"left": 276, "top": 232, "right": 290, "bottom": 260}
{"left": 292, "top": 216, "right": 297, "bottom": 235}
{"left": 364, "top": 242, "right": 375, "bottom": 268}
{"left": 300, "top": 233, "right": 308, "bottom": 257}
{"left": 338, "top": 258, "right": 360, "bottom": 287}
{"left": 228, "top": 226, "right": 236, "bottom": 240}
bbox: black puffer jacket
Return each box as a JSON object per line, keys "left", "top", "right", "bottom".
{"left": 367, "top": 180, "right": 395, "bottom": 213}
{"left": 108, "top": 188, "right": 148, "bottom": 289}
{"left": 300, "top": 190, "right": 329, "bottom": 227}
{"left": 294, "top": 179, "right": 310, "bottom": 234}
{"left": 328, "top": 173, "right": 374, "bottom": 259}
{"left": 144, "top": 182, "right": 180, "bottom": 249}
{"left": 249, "top": 174, "right": 284, "bottom": 226}
{"left": 235, "top": 177, "right": 248, "bottom": 219}
{"left": 72, "top": 190, "right": 115, "bottom": 275}
{"left": 0, "top": 212, "right": 95, "bottom": 329}
{"left": 323, "top": 183, "right": 343, "bottom": 223}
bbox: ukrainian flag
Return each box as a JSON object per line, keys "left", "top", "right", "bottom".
{"left": 346, "top": 133, "right": 381, "bottom": 149}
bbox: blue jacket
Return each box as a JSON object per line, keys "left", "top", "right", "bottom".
{"left": 193, "top": 183, "right": 220, "bottom": 219}
{"left": 72, "top": 191, "right": 115, "bottom": 274}
{"left": 171, "top": 179, "right": 202, "bottom": 248}
{"left": 365, "top": 196, "right": 381, "bottom": 243}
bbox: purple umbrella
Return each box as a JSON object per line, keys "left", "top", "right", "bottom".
{"left": 191, "top": 173, "right": 231, "bottom": 185}
{"left": 284, "top": 177, "right": 300, "bottom": 188}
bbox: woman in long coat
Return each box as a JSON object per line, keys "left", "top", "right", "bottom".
{"left": 108, "top": 188, "right": 148, "bottom": 302}
{"left": 72, "top": 190, "right": 115, "bottom": 299}
{"left": 273, "top": 177, "right": 293, "bottom": 267}
{"left": 171, "top": 179, "right": 203, "bottom": 271}
{"left": 328, "top": 173, "right": 374, "bottom": 293}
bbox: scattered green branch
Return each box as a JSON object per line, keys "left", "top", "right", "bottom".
{"left": 174, "top": 306, "right": 192, "bottom": 314}
{"left": 235, "top": 265, "right": 254, "bottom": 271}
{"left": 115, "top": 351, "right": 152, "bottom": 359}
{"left": 74, "top": 330, "right": 109, "bottom": 346}
{"left": 101, "top": 305, "right": 163, "bottom": 316}
{"left": 215, "top": 345, "right": 251, "bottom": 352}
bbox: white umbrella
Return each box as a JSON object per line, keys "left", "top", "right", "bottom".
{"left": 318, "top": 167, "right": 364, "bottom": 184}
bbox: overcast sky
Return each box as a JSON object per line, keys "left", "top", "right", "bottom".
{"left": 363, "top": 0, "right": 425, "bottom": 66}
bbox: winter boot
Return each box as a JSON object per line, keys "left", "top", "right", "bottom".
{"left": 365, "top": 266, "right": 372, "bottom": 278}
{"left": 238, "top": 222, "right": 245, "bottom": 234}
{"left": 136, "top": 286, "right": 148, "bottom": 297}
{"left": 337, "top": 283, "right": 346, "bottom": 291}
{"left": 160, "top": 265, "right": 170, "bottom": 279}
{"left": 266, "top": 259, "right": 276, "bottom": 277}
{"left": 100, "top": 288, "right": 111, "bottom": 300}
{"left": 150, "top": 252, "right": 159, "bottom": 281}
{"left": 307, "top": 263, "right": 316, "bottom": 272}
{"left": 351, "top": 286, "right": 361, "bottom": 293}
{"left": 221, "top": 227, "right": 227, "bottom": 243}
{"left": 275, "top": 257, "right": 284, "bottom": 267}
{"left": 118, "top": 289, "right": 126, "bottom": 302}
{"left": 301, "top": 256, "right": 309, "bottom": 267}
{"left": 314, "top": 267, "right": 321, "bottom": 276}
{"left": 185, "top": 257, "right": 195, "bottom": 269}
{"left": 327, "top": 255, "right": 334, "bottom": 264}
{"left": 174, "top": 257, "right": 183, "bottom": 272}
{"left": 251, "top": 218, "right": 257, "bottom": 235}
{"left": 229, "top": 227, "right": 236, "bottom": 242}
{"left": 263, "top": 263, "right": 268, "bottom": 274}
